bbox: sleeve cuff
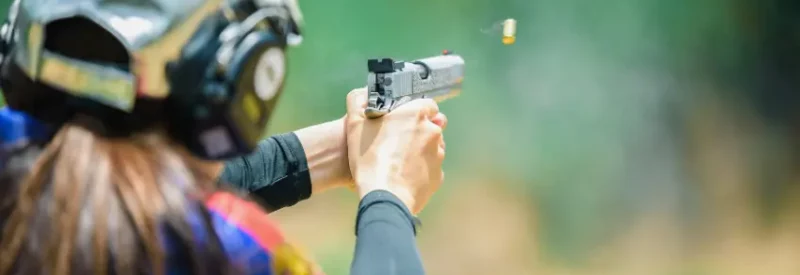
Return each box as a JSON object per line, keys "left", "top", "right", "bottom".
{"left": 355, "top": 190, "right": 421, "bottom": 236}
{"left": 272, "top": 132, "right": 312, "bottom": 202}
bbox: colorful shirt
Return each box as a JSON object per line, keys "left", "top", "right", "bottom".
{"left": 204, "top": 192, "right": 317, "bottom": 275}
{"left": 164, "top": 191, "right": 319, "bottom": 275}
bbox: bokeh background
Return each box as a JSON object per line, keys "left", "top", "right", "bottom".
{"left": 4, "top": 0, "right": 800, "bottom": 274}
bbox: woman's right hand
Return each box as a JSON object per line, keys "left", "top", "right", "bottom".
{"left": 345, "top": 88, "right": 447, "bottom": 214}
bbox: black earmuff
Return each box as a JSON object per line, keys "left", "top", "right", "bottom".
{"left": 167, "top": 5, "right": 293, "bottom": 160}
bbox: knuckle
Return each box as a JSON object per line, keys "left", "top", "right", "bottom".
{"left": 430, "top": 124, "right": 443, "bottom": 136}
{"left": 428, "top": 133, "right": 443, "bottom": 148}
{"left": 416, "top": 109, "right": 428, "bottom": 120}
{"left": 425, "top": 99, "right": 440, "bottom": 109}
{"left": 420, "top": 100, "right": 438, "bottom": 113}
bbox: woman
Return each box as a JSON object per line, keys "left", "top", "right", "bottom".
{"left": 0, "top": 1, "right": 447, "bottom": 274}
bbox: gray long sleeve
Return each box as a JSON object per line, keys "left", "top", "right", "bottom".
{"left": 352, "top": 190, "right": 425, "bottom": 275}
{"left": 220, "top": 133, "right": 426, "bottom": 275}
{"left": 219, "top": 133, "right": 312, "bottom": 211}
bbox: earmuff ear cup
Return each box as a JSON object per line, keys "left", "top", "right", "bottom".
{"left": 225, "top": 31, "right": 287, "bottom": 150}
{"left": 164, "top": 12, "right": 237, "bottom": 159}
{"left": 165, "top": 12, "right": 292, "bottom": 160}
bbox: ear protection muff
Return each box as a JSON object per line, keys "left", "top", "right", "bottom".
{"left": 166, "top": 2, "right": 299, "bottom": 160}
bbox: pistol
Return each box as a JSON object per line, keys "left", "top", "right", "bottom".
{"left": 365, "top": 52, "right": 465, "bottom": 118}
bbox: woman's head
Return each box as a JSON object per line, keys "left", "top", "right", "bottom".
{"left": 2, "top": 0, "right": 303, "bottom": 159}
{"left": 0, "top": 19, "right": 231, "bottom": 272}
{"left": 0, "top": 1, "right": 305, "bottom": 273}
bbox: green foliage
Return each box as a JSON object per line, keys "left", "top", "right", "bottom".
{"left": 272, "top": 0, "right": 736, "bottom": 266}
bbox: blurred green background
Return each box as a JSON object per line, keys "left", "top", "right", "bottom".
{"left": 6, "top": 0, "right": 800, "bottom": 274}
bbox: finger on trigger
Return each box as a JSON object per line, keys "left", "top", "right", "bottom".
{"left": 346, "top": 87, "right": 368, "bottom": 115}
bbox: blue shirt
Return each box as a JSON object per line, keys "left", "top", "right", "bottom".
{"left": 0, "top": 107, "right": 48, "bottom": 167}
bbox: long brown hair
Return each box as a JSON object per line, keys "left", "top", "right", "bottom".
{"left": 0, "top": 122, "right": 231, "bottom": 275}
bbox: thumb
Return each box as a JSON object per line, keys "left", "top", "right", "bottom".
{"left": 346, "top": 87, "right": 368, "bottom": 116}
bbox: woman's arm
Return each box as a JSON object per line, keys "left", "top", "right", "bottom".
{"left": 293, "top": 117, "right": 351, "bottom": 194}
{"left": 219, "top": 118, "right": 350, "bottom": 211}
{"left": 350, "top": 190, "right": 425, "bottom": 275}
